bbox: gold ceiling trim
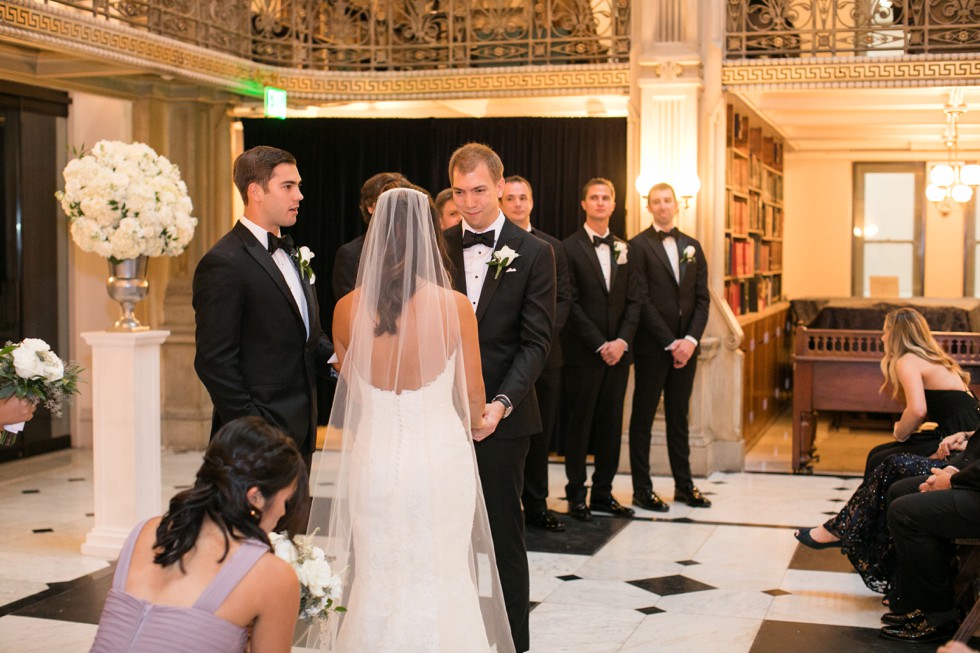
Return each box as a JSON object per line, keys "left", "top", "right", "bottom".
{"left": 0, "top": 0, "right": 629, "bottom": 100}
{"left": 723, "top": 56, "right": 980, "bottom": 89}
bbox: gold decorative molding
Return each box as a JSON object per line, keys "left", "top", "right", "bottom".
{"left": 0, "top": 0, "right": 629, "bottom": 100}
{"left": 723, "top": 56, "right": 980, "bottom": 89}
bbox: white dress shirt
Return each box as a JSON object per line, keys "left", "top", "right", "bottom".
{"left": 239, "top": 215, "right": 309, "bottom": 337}
{"left": 461, "top": 211, "right": 506, "bottom": 312}
{"left": 654, "top": 225, "right": 680, "bottom": 283}
{"left": 583, "top": 223, "right": 612, "bottom": 291}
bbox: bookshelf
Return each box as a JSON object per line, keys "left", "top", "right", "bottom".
{"left": 725, "top": 98, "right": 792, "bottom": 446}
{"left": 724, "top": 101, "right": 784, "bottom": 317}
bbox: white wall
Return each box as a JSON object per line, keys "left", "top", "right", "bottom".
{"left": 66, "top": 91, "right": 133, "bottom": 448}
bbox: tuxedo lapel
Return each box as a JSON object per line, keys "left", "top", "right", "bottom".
{"left": 646, "top": 229, "right": 678, "bottom": 286}
{"left": 676, "top": 233, "right": 690, "bottom": 286}
{"left": 609, "top": 239, "right": 620, "bottom": 290}
{"left": 234, "top": 223, "right": 305, "bottom": 327}
{"left": 576, "top": 229, "right": 608, "bottom": 295}
{"left": 476, "top": 222, "right": 522, "bottom": 322}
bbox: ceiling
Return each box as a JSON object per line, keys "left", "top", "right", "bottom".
{"left": 734, "top": 86, "right": 980, "bottom": 156}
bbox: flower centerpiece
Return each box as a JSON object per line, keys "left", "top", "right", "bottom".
{"left": 55, "top": 140, "right": 199, "bottom": 330}
{"left": 270, "top": 530, "right": 346, "bottom": 624}
{"left": 0, "top": 338, "right": 82, "bottom": 447}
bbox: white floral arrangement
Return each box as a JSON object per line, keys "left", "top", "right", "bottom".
{"left": 294, "top": 246, "right": 317, "bottom": 284}
{"left": 0, "top": 338, "right": 81, "bottom": 446}
{"left": 613, "top": 241, "right": 628, "bottom": 265}
{"left": 270, "top": 530, "right": 345, "bottom": 623}
{"left": 55, "top": 140, "right": 198, "bottom": 262}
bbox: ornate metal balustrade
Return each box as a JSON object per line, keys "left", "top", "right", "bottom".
{"left": 726, "top": 0, "right": 980, "bottom": 58}
{"left": 41, "top": 0, "right": 629, "bottom": 70}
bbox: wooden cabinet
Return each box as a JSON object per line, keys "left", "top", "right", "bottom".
{"left": 738, "top": 303, "right": 792, "bottom": 446}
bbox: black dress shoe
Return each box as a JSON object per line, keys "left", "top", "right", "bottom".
{"left": 589, "top": 498, "right": 635, "bottom": 518}
{"left": 526, "top": 510, "right": 566, "bottom": 532}
{"left": 674, "top": 486, "right": 712, "bottom": 508}
{"left": 880, "top": 609, "right": 922, "bottom": 626}
{"left": 633, "top": 491, "right": 669, "bottom": 512}
{"left": 568, "top": 502, "right": 593, "bottom": 522}
{"left": 879, "top": 614, "right": 958, "bottom": 643}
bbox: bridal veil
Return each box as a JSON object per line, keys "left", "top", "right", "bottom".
{"left": 305, "top": 188, "right": 514, "bottom": 652}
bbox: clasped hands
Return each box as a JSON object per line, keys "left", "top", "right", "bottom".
{"left": 472, "top": 401, "right": 506, "bottom": 442}
{"left": 667, "top": 338, "right": 696, "bottom": 369}
{"left": 920, "top": 466, "right": 957, "bottom": 492}
{"left": 598, "top": 339, "right": 627, "bottom": 366}
{"left": 931, "top": 431, "right": 969, "bottom": 460}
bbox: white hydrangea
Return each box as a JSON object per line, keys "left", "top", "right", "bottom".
{"left": 56, "top": 140, "right": 199, "bottom": 261}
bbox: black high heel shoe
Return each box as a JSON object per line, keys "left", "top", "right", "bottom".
{"left": 794, "top": 527, "right": 842, "bottom": 550}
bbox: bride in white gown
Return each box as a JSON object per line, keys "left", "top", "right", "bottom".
{"left": 308, "top": 187, "right": 514, "bottom": 652}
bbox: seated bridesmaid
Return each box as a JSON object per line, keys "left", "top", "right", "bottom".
{"left": 90, "top": 417, "right": 305, "bottom": 653}
{"left": 861, "top": 307, "right": 980, "bottom": 480}
{"left": 793, "top": 309, "right": 980, "bottom": 602}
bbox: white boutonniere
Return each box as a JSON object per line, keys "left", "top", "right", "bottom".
{"left": 487, "top": 245, "right": 520, "bottom": 280}
{"left": 613, "top": 241, "right": 628, "bottom": 265}
{"left": 680, "top": 245, "right": 696, "bottom": 265}
{"left": 293, "top": 246, "right": 317, "bottom": 284}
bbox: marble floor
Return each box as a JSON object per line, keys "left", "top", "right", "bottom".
{"left": 0, "top": 447, "right": 972, "bottom": 652}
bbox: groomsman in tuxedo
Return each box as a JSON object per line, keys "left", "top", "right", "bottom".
{"left": 331, "top": 171, "right": 408, "bottom": 300}
{"left": 193, "top": 146, "right": 334, "bottom": 472}
{"left": 561, "top": 178, "right": 640, "bottom": 521}
{"left": 443, "top": 144, "right": 555, "bottom": 653}
{"left": 501, "top": 175, "right": 570, "bottom": 533}
{"left": 628, "top": 182, "right": 711, "bottom": 511}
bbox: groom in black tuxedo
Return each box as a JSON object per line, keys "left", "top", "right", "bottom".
{"left": 193, "top": 146, "right": 334, "bottom": 473}
{"left": 443, "top": 143, "right": 555, "bottom": 653}
{"left": 628, "top": 182, "right": 710, "bottom": 511}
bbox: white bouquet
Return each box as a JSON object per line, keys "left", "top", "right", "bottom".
{"left": 56, "top": 140, "right": 198, "bottom": 262}
{"left": 0, "top": 338, "right": 81, "bottom": 446}
{"left": 270, "top": 530, "right": 346, "bottom": 623}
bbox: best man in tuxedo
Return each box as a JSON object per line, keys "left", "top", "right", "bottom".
{"left": 561, "top": 178, "right": 640, "bottom": 521}
{"left": 502, "top": 175, "right": 570, "bottom": 533}
{"left": 193, "top": 146, "right": 334, "bottom": 474}
{"left": 443, "top": 143, "right": 555, "bottom": 653}
{"left": 628, "top": 183, "right": 711, "bottom": 511}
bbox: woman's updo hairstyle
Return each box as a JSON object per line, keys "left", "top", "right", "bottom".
{"left": 153, "top": 416, "right": 306, "bottom": 569}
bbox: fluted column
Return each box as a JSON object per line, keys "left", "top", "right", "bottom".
{"left": 132, "top": 84, "right": 235, "bottom": 449}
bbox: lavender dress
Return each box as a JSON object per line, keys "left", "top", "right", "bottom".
{"left": 90, "top": 519, "right": 268, "bottom": 653}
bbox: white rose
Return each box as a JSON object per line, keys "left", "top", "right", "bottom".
{"left": 684, "top": 245, "right": 695, "bottom": 258}
{"left": 12, "top": 345, "right": 46, "bottom": 379}
{"left": 299, "top": 558, "right": 335, "bottom": 598}
{"left": 20, "top": 338, "right": 50, "bottom": 353}
{"left": 39, "top": 351, "right": 64, "bottom": 382}
{"left": 270, "top": 533, "right": 299, "bottom": 564}
{"left": 298, "top": 246, "right": 315, "bottom": 263}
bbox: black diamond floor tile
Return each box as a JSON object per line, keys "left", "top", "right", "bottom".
{"left": 526, "top": 513, "right": 630, "bottom": 556}
{"left": 748, "top": 619, "right": 970, "bottom": 653}
{"left": 557, "top": 575, "right": 581, "bottom": 581}
{"left": 675, "top": 559, "right": 699, "bottom": 566}
{"left": 788, "top": 541, "right": 854, "bottom": 574}
{"left": 763, "top": 589, "right": 791, "bottom": 597}
{"left": 6, "top": 564, "right": 114, "bottom": 624}
{"left": 636, "top": 606, "right": 664, "bottom": 615}
{"left": 628, "top": 575, "right": 715, "bottom": 596}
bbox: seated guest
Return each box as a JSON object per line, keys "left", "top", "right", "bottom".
{"left": 332, "top": 172, "right": 409, "bottom": 300}
{"left": 90, "top": 417, "right": 306, "bottom": 653}
{"left": 880, "top": 460, "right": 980, "bottom": 642}
{"left": 861, "top": 307, "right": 979, "bottom": 480}
{"left": 793, "top": 312, "right": 980, "bottom": 604}
{"left": 435, "top": 187, "right": 461, "bottom": 231}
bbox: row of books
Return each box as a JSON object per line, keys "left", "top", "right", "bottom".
{"left": 727, "top": 192, "right": 783, "bottom": 236}
{"left": 724, "top": 237, "right": 783, "bottom": 277}
{"left": 724, "top": 276, "right": 782, "bottom": 316}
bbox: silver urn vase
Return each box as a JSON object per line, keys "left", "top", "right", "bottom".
{"left": 106, "top": 256, "right": 150, "bottom": 332}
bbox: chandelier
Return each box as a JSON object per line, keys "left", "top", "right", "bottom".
{"left": 926, "top": 97, "right": 980, "bottom": 215}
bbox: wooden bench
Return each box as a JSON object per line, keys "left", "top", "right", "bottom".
{"left": 792, "top": 328, "right": 980, "bottom": 473}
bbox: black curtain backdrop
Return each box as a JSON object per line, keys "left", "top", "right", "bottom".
{"left": 242, "top": 116, "right": 627, "bottom": 422}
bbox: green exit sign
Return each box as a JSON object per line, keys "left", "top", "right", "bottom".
{"left": 264, "top": 87, "right": 287, "bottom": 119}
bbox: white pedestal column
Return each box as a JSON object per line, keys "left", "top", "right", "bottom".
{"left": 80, "top": 330, "right": 170, "bottom": 558}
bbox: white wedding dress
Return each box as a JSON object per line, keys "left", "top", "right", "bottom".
{"left": 336, "top": 353, "right": 491, "bottom": 652}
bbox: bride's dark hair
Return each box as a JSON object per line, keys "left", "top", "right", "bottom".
{"left": 153, "top": 416, "right": 306, "bottom": 570}
{"left": 373, "top": 186, "right": 448, "bottom": 336}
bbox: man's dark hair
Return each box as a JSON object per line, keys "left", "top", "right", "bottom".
{"left": 233, "top": 146, "right": 296, "bottom": 206}
{"left": 581, "top": 177, "right": 616, "bottom": 201}
{"left": 360, "top": 172, "right": 409, "bottom": 224}
{"left": 504, "top": 175, "right": 533, "bottom": 198}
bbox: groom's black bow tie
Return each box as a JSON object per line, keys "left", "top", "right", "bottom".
{"left": 655, "top": 228, "right": 680, "bottom": 241}
{"left": 592, "top": 234, "right": 615, "bottom": 248}
{"left": 268, "top": 233, "right": 294, "bottom": 255}
{"left": 462, "top": 230, "right": 495, "bottom": 249}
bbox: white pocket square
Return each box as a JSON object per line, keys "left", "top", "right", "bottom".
{"left": 506, "top": 268, "right": 517, "bottom": 273}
